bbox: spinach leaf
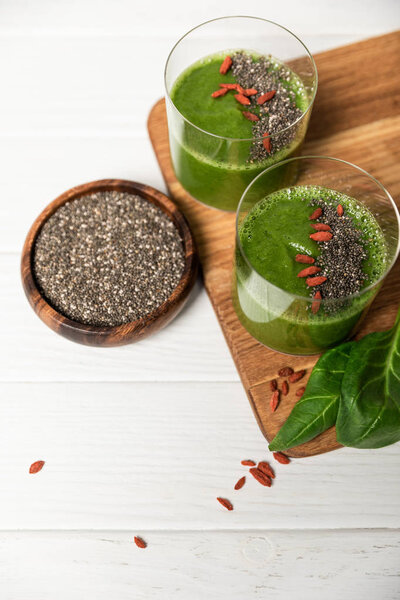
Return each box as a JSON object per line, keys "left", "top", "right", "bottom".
{"left": 269, "top": 342, "right": 354, "bottom": 452}
{"left": 336, "top": 310, "right": 400, "bottom": 449}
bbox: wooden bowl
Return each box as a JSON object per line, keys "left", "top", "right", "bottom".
{"left": 21, "top": 179, "right": 198, "bottom": 347}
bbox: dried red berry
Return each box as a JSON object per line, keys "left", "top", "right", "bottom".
{"left": 235, "top": 84, "right": 247, "bottom": 95}
{"left": 273, "top": 452, "right": 290, "bottom": 464}
{"left": 211, "top": 88, "right": 228, "bottom": 98}
{"left": 242, "top": 111, "right": 260, "bottom": 122}
{"left": 282, "top": 380, "right": 289, "bottom": 396}
{"left": 234, "top": 476, "right": 246, "bottom": 490}
{"left": 219, "top": 56, "right": 233, "bottom": 75}
{"left": 297, "top": 266, "right": 321, "bottom": 278}
{"left": 270, "top": 379, "right": 278, "bottom": 391}
{"left": 309, "top": 208, "right": 322, "bottom": 220}
{"left": 296, "top": 387, "right": 306, "bottom": 397}
{"left": 270, "top": 389, "right": 280, "bottom": 412}
{"left": 311, "top": 291, "right": 322, "bottom": 314}
{"left": 295, "top": 254, "right": 315, "bottom": 264}
{"left": 241, "top": 460, "right": 256, "bottom": 466}
{"left": 134, "top": 536, "right": 147, "bottom": 548}
{"left": 250, "top": 467, "right": 272, "bottom": 486}
{"left": 257, "top": 90, "right": 276, "bottom": 104}
{"left": 289, "top": 370, "right": 306, "bottom": 384}
{"left": 306, "top": 276, "right": 327, "bottom": 286}
{"left": 234, "top": 93, "right": 251, "bottom": 106}
{"left": 337, "top": 204, "right": 344, "bottom": 216}
{"left": 310, "top": 232, "right": 333, "bottom": 242}
{"left": 278, "top": 367, "right": 294, "bottom": 377}
{"left": 220, "top": 83, "right": 248, "bottom": 94}
{"left": 219, "top": 83, "right": 238, "bottom": 90}
{"left": 257, "top": 461, "right": 275, "bottom": 479}
{"left": 217, "top": 497, "right": 234, "bottom": 511}
{"left": 29, "top": 460, "right": 45, "bottom": 474}
{"left": 262, "top": 132, "right": 271, "bottom": 153}
{"left": 311, "top": 223, "right": 331, "bottom": 231}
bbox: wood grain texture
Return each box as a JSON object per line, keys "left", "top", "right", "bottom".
{"left": 21, "top": 179, "right": 198, "bottom": 346}
{"left": 4, "top": 255, "right": 238, "bottom": 382}
{"left": 147, "top": 32, "right": 400, "bottom": 457}
{"left": 2, "top": 529, "right": 399, "bottom": 600}
{"left": 1, "top": 382, "right": 399, "bottom": 531}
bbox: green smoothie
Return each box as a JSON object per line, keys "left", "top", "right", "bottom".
{"left": 234, "top": 185, "right": 387, "bottom": 355}
{"left": 168, "top": 52, "right": 312, "bottom": 211}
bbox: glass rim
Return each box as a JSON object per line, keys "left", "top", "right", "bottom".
{"left": 236, "top": 155, "right": 400, "bottom": 303}
{"left": 164, "top": 15, "right": 318, "bottom": 143}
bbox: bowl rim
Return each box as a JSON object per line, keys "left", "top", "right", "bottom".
{"left": 21, "top": 178, "right": 198, "bottom": 343}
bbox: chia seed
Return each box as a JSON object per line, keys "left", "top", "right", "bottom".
{"left": 231, "top": 52, "right": 303, "bottom": 160}
{"left": 309, "top": 199, "right": 368, "bottom": 312}
{"left": 34, "top": 191, "right": 185, "bottom": 326}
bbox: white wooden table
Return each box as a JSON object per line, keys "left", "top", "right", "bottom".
{"left": 1, "top": 1, "right": 399, "bottom": 598}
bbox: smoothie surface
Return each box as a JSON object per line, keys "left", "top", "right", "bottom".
{"left": 239, "top": 186, "right": 387, "bottom": 297}
{"left": 170, "top": 52, "right": 309, "bottom": 140}
{"left": 167, "top": 51, "right": 313, "bottom": 211}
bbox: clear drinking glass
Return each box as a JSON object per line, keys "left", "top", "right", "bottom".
{"left": 233, "top": 156, "right": 400, "bottom": 355}
{"left": 164, "top": 16, "right": 317, "bottom": 212}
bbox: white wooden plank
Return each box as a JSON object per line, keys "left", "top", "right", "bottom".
{"left": 0, "top": 382, "right": 399, "bottom": 530}
{"left": 0, "top": 37, "right": 169, "bottom": 135}
{"left": 0, "top": 529, "right": 399, "bottom": 600}
{"left": 1, "top": 255, "right": 237, "bottom": 382}
{"left": 0, "top": 0, "right": 397, "bottom": 37}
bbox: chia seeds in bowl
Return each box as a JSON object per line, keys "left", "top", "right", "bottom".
{"left": 33, "top": 190, "right": 186, "bottom": 327}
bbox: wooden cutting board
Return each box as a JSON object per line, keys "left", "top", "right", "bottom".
{"left": 148, "top": 32, "right": 400, "bottom": 457}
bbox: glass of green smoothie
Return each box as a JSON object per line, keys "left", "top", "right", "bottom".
{"left": 164, "top": 16, "right": 317, "bottom": 211}
{"left": 234, "top": 156, "right": 400, "bottom": 355}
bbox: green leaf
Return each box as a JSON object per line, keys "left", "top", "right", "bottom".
{"left": 336, "top": 309, "right": 400, "bottom": 449}
{"left": 269, "top": 342, "right": 354, "bottom": 452}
